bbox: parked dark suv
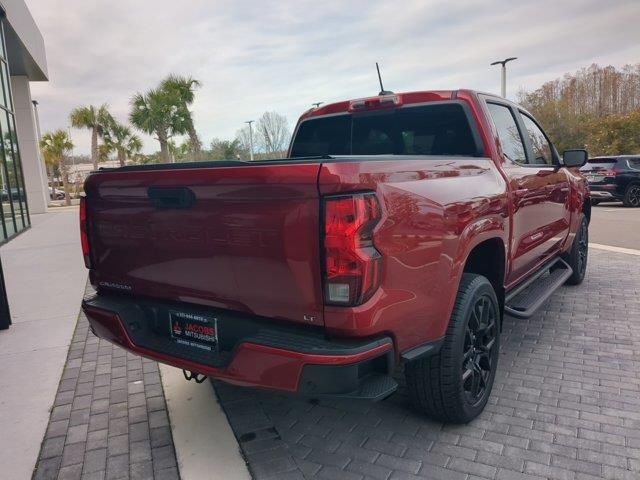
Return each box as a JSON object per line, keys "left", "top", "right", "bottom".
{"left": 582, "top": 156, "right": 640, "bottom": 207}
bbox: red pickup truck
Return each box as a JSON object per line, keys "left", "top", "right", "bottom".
{"left": 81, "top": 89, "right": 590, "bottom": 423}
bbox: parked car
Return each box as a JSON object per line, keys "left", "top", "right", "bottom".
{"left": 581, "top": 155, "right": 640, "bottom": 207}
{"left": 0, "top": 188, "right": 21, "bottom": 201}
{"left": 80, "top": 89, "right": 590, "bottom": 423}
{"left": 50, "top": 189, "right": 66, "bottom": 200}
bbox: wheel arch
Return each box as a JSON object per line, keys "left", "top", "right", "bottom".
{"left": 461, "top": 237, "right": 506, "bottom": 325}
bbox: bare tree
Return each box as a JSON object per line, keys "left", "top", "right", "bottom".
{"left": 255, "top": 112, "right": 291, "bottom": 159}
{"left": 520, "top": 63, "right": 640, "bottom": 118}
{"left": 235, "top": 125, "right": 254, "bottom": 159}
{"left": 519, "top": 63, "right": 640, "bottom": 154}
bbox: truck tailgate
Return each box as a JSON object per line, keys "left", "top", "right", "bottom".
{"left": 84, "top": 163, "right": 324, "bottom": 326}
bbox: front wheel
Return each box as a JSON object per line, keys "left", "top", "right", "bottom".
{"left": 405, "top": 274, "right": 500, "bottom": 424}
{"left": 623, "top": 184, "right": 640, "bottom": 207}
{"left": 563, "top": 216, "right": 588, "bottom": 285}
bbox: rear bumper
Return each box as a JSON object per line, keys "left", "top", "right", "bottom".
{"left": 82, "top": 294, "right": 396, "bottom": 399}
{"left": 589, "top": 185, "right": 623, "bottom": 199}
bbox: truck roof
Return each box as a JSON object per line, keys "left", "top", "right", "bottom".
{"left": 299, "top": 89, "right": 503, "bottom": 122}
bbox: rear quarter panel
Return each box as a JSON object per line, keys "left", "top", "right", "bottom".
{"left": 319, "top": 158, "right": 509, "bottom": 353}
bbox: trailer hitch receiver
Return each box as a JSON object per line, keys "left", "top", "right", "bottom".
{"left": 183, "top": 370, "right": 207, "bottom": 383}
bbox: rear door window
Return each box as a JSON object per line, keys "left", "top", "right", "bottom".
{"left": 520, "top": 113, "right": 553, "bottom": 166}
{"left": 290, "top": 103, "right": 478, "bottom": 157}
{"left": 486, "top": 103, "right": 527, "bottom": 164}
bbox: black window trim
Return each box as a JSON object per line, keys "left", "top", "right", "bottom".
{"left": 288, "top": 99, "right": 485, "bottom": 158}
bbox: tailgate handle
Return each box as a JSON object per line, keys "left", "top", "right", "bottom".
{"left": 147, "top": 187, "right": 196, "bottom": 209}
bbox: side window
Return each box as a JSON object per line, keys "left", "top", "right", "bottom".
{"left": 628, "top": 159, "right": 640, "bottom": 171}
{"left": 486, "top": 103, "right": 526, "bottom": 164}
{"left": 521, "top": 113, "right": 553, "bottom": 166}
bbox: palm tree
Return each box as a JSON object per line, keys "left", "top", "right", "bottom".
{"left": 97, "top": 144, "right": 111, "bottom": 163}
{"left": 160, "top": 75, "right": 202, "bottom": 158}
{"left": 40, "top": 130, "right": 73, "bottom": 206}
{"left": 126, "top": 136, "right": 143, "bottom": 164}
{"left": 129, "top": 88, "right": 185, "bottom": 164}
{"left": 69, "top": 104, "right": 113, "bottom": 170}
{"left": 104, "top": 121, "right": 143, "bottom": 167}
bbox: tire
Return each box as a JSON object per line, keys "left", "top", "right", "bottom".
{"left": 623, "top": 184, "right": 640, "bottom": 207}
{"left": 405, "top": 273, "right": 500, "bottom": 424}
{"left": 562, "top": 216, "right": 588, "bottom": 285}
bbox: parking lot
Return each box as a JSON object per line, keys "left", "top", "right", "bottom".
{"left": 590, "top": 204, "right": 640, "bottom": 250}
{"left": 216, "top": 246, "right": 640, "bottom": 480}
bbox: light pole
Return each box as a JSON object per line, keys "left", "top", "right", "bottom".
{"left": 490, "top": 57, "right": 517, "bottom": 98}
{"left": 32, "top": 100, "right": 42, "bottom": 142}
{"left": 245, "top": 120, "right": 254, "bottom": 161}
{"left": 32, "top": 100, "right": 49, "bottom": 197}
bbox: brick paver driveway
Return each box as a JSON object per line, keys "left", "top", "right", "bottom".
{"left": 216, "top": 249, "right": 640, "bottom": 480}
{"left": 33, "top": 284, "right": 179, "bottom": 480}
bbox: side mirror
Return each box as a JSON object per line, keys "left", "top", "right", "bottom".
{"left": 563, "top": 149, "right": 588, "bottom": 168}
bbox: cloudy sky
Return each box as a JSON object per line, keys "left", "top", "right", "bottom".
{"left": 26, "top": 0, "right": 640, "bottom": 155}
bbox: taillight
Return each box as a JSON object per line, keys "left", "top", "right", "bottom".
{"left": 601, "top": 170, "right": 618, "bottom": 177}
{"left": 323, "top": 193, "right": 382, "bottom": 306}
{"left": 79, "top": 196, "right": 91, "bottom": 268}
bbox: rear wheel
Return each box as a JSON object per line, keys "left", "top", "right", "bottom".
{"left": 563, "top": 216, "right": 588, "bottom": 285}
{"left": 405, "top": 274, "right": 499, "bottom": 423}
{"left": 623, "top": 184, "right": 640, "bottom": 207}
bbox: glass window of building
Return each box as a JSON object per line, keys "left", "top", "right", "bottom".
{"left": 0, "top": 20, "right": 29, "bottom": 242}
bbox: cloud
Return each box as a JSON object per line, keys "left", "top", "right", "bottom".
{"left": 26, "top": 0, "right": 640, "bottom": 154}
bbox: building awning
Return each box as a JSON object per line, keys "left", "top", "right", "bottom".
{"left": 1, "top": 0, "right": 48, "bottom": 81}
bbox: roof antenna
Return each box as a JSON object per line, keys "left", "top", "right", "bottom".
{"left": 376, "top": 62, "right": 393, "bottom": 96}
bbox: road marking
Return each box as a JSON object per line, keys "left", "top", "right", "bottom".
{"left": 160, "top": 365, "right": 250, "bottom": 480}
{"left": 590, "top": 243, "right": 640, "bottom": 256}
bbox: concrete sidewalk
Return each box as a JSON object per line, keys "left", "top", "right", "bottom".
{"left": 0, "top": 210, "right": 88, "bottom": 480}
{"left": 21, "top": 211, "right": 248, "bottom": 479}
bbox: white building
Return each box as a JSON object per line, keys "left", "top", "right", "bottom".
{"left": 0, "top": 0, "right": 47, "bottom": 243}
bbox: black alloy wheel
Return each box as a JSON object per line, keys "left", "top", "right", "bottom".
{"left": 462, "top": 294, "right": 498, "bottom": 407}
{"left": 405, "top": 273, "right": 500, "bottom": 423}
{"left": 564, "top": 216, "right": 588, "bottom": 285}
{"left": 624, "top": 184, "right": 640, "bottom": 207}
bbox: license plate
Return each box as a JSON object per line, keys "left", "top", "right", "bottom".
{"left": 169, "top": 311, "right": 218, "bottom": 352}
{"left": 586, "top": 175, "right": 603, "bottom": 183}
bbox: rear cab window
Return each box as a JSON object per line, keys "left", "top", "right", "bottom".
{"left": 290, "top": 103, "right": 479, "bottom": 158}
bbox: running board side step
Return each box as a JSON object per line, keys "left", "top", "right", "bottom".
{"left": 505, "top": 258, "right": 573, "bottom": 319}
